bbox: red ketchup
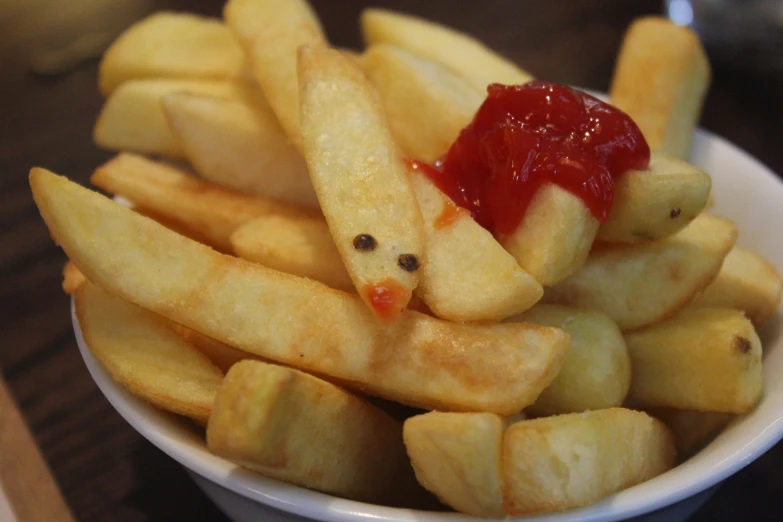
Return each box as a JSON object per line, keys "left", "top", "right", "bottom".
{"left": 420, "top": 82, "right": 650, "bottom": 236}
{"left": 363, "top": 279, "right": 410, "bottom": 322}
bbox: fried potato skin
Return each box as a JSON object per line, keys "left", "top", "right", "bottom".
{"left": 75, "top": 282, "right": 222, "bottom": 423}
{"left": 62, "top": 261, "right": 87, "bottom": 295}
{"left": 32, "top": 168, "right": 569, "bottom": 414}
{"left": 625, "top": 308, "right": 762, "bottom": 413}
{"left": 503, "top": 408, "right": 676, "bottom": 515}
{"left": 546, "top": 214, "right": 737, "bottom": 331}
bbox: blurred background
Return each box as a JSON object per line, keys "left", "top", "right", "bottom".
{"left": 0, "top": 1, "right": 782, "bottom": 521}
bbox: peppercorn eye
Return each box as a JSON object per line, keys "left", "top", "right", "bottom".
{"left": 397, "top": 254, "right": 420, "bottom": 272}
{"left": 353, "top": 234, "right": 377, "bottom": 251}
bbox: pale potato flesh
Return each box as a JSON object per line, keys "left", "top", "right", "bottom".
{"left": 691, "top": 247, "right": 783, "bottom": 327}
{"left": 403, "top": 412, "right": 505, "bottom": 517}
{"left": 361, "top": 44, "right": 484, "bottom": 163}
{"left": 545, "top": 214, "right": 737, "bottom": 331}
{"left": 361, "top": 8, "right": 533, "bottom": 92}
{"left": 598, "top": 153, "right": 712, "bottom": 243}
{"left": 610, "top": 17, "right": 710, "bottom": 159}
{"left": 94, "top": 78, "right": 263, "bottom": 157}
{"left": 510, "top": 305, "right": 630, "bottom": 416}
{"left": 75, "top": 282, "right": 223, "bottom": 424}
{"left": 625, "top": 308, "right": 763, "bottom": 413}
{"left": 98, "top": 12, "right": 250, "bottom": 95}
{"left": 31, "top": 168, "right": 569, "bottom": 414}
{"left": 503, "top": 408, "right": 676, "bottom": 515}
{"left": 162, "top": 92, "right": 318, "bottom": 208}
{"left": 298, "top": 46, "right": 425, "bottom": 321}
{"left": 224, "top": 0, "right": 326, "bottom": 146}
{"left": 91, "top": 153, "right": 316, "bottom": 253}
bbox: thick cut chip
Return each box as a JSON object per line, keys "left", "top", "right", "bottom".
{"left": 162, "top": 93, "right": 318, "bottom": 208}
{"left": 502, "top": 184, "right": 600, "bottom": 287}
{"left": 691, "top": 247, "right": 783, "bottom": 327}
{"left": 610, "top": 17, "right": 710, "bottom": 159}
{"left": 31, "top": 169, "right": 569, "bottom": 414}
{"left": 91, "top": 154, "right": 315, "bottom": 253}
{"left": 75, "top": 282, "right": 222, "bottom": 424}
{"left": 94, "top": 78, "right": 262, "bottom": 157}
{"left": 207, "top": 360, "right": 417, "bottom": 503}
{"left": 598, "top": 154, "right": 712, "bottom": 243}
{"left": 224, "top": 0, "right": 326, "bottom": 145}
{"left": 98, "top": 12, "right": 249, "bottom": 95}
{"left": 545, "top": 214, "right": 737, "bottom": 331}
{"left": 298, "top": 46, "right": 425, "bottom": 322}
{"left": 510, "top": 305, "right": 630, "bottom": 416}
{"left": 503, "top": 408, "right": 676, "bottom": 515}
{"left": 231, "top": 214, "right": 353, "bottom": 291}
{"left": 361, "top": 8, "right": 533, "bottom": 92}
{"left": 625, "top": 308, "right": 762, "bottom": 413}
{"left": 409, "top": 170, "right": 542, "bottom": 322}
{"left": 403, "top": 412, "right": 505, "bottom": 518}
{"left": 170, "top": 324, "right": 260, "bottom": 373}
{"left": 648, "top": 407, "right": 733, "bottom": 456}
{"left": 361, "top": 44, "right": 483, "bottom": 163}
{"left": 62, "top": 261, "right": 86, "bottom": 295}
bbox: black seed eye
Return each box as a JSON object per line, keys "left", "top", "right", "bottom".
{"left": 353, "top": 234, "right": 377, "bottom": 251}
{"left": 397, "top": 254, "right": 420, "bottom": 272}
{"left": 670, "top": 207, "right": 681, "bottom": 219}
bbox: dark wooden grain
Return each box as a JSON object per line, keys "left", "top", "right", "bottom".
{"left": 0, "top": 1, "right": 781, "bottom": 520}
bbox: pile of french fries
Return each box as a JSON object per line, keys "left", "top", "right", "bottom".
{"left": 33, "top": 1, "right": 782, "bottom": 517}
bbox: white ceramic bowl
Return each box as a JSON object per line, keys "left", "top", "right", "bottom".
{"left": 72, "top": 129, "right": 783, "bottom": 522}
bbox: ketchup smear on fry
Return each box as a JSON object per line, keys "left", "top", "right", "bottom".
{"left": 414, "top": 82, "right": 650, "bottom": 236}
{"left": 363, "top": 279, "right": 410, "bottom": 322}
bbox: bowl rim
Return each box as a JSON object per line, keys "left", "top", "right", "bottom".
{"left": 71, "top": 127, "right": 783, "bottom": 522}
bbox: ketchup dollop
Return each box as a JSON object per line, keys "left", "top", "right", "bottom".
{"left": 363, "top": 278, "right": 410, "bottom": 322}
{"left": 422, "top": 82, "right": 650, "bottom": 236}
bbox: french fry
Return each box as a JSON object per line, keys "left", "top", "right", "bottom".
{"left": 207, "top": 360, "right": 419, "bottom": 504}
{"left": 171, "top": 324, "right": 260, "bottom": 373}
{"left": 502, "top": 184, "right": 600, "bottom": 286}
{"left": 75, "top": 282, "right": 223, "bottom": 424}
{"left": 361, "top": 8, "right": 533, "bottom": 92}
{"left": 409, "top": 169, "right": 542, "bottom": 321}
{"left": 503, "top": 408, "right": 676, "bottom": 515}
{"left": 403, "top": 412, "right": 505, "bottom": 518}
{"left": 610, "top": 17, "right": 710, "bottom": 159}
{"left": 598, "top": 153, "right": 712, "bottom": 243}
{"left": 231, "top": 214, "right": 354, "bottom": 292}
{"left": 62, "top": 261, "right": 86, "bottom": 295}
{"left": 545, "top": 214, "right": 737, "bottom": 331}
{"left": 691, "top": 247, "right": 783, "bottom": 327}
{"left": 94, "top": 78, "right": 262, "bottom": 157}
{"left": 98, "top": 12, "right": 250, "bottom": 96}
{"left": 648, "top": 407, "right": 733, "bottom": 456}
{"left": 510, "top": 305, "right": 630, "bottom": 415}
{"left": 361, "top": 44, "right": 483, "bottom": 163}
{"left": 91, "top": 153, "right": 315, "bottom": 253}
{"left": 298, "top": 46, "right": 425, "bottom": 322}
{"left": 224, "top": 0, "right": 326, "bottom": 145}
{"left": 31, "top": 168, "right": 569, "bottom": 414}
{"left": 162, "top": 92, "right": 318, "bottom": 208}
{"left": 625, "top": 308, "right": 762, "bottom": 413}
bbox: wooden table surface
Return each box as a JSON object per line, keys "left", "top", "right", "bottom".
{"left": 1, "top": 0, "right": 782, "bottom": 520}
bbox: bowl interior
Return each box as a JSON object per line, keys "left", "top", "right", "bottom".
{"left": 72, "top": 129, "right": 783, "bottom": 522}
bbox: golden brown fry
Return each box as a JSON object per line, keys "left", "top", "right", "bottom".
{"left": 625, "top": 308, "right": 762, "bottom": 413}
{"left": 545, "top": 214, "right": 737, "bottom": 331}
{"left": 361, "top": 8, "right": 533, "bottom": 92}
{"left": 94, "top": 78, "right": 262, "bottom": 157}
{"left": 98, "top": 12, "right": 250, "bottom": 95}
{"left": 691, "top": 247, "right": 783, "bottom": 327}
{"left": 170, "top": 324, "right": 260, "bottom": 373}
{"left": 75, "top": 282, "right": 222, "bottom": 424}
{"left": 361, "top": 44, "right": 483, "bottom": 163}
{"left": 207, "top": 360, "right": 418, "bottom": 503}
{"left": 91, "top": 153, "right": 315, "bottom": 252}
{"left": 162, "top": 92, "right": 318, "bottom": 208}
{"left": 598, "top": 154, "right": 712, "bottom": 243}
{"left": 224, "top": 0, "right": 326, "bottom": 145}
{"left": 31, "top": 168, "right": 569, "bottom": 414}
{"left": 610, "top": 17, "right": 710, "bottom": 159}
{"left": 298, "top": 46, "right": 425, "bottom": 322}
{"left": 648, "top": 407, "right": 733, "bottom": 456}
{"left": 62, "top": 261, "right": 86, "bottom": 295}
{"left": 503, "top": 408, "right": 676, "bottom": 515}
{"left": 403, "top": 412, "right": 505, "bottom": 517}
{"left": 510, "top": 305, "right": 630, "bottom": 415}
